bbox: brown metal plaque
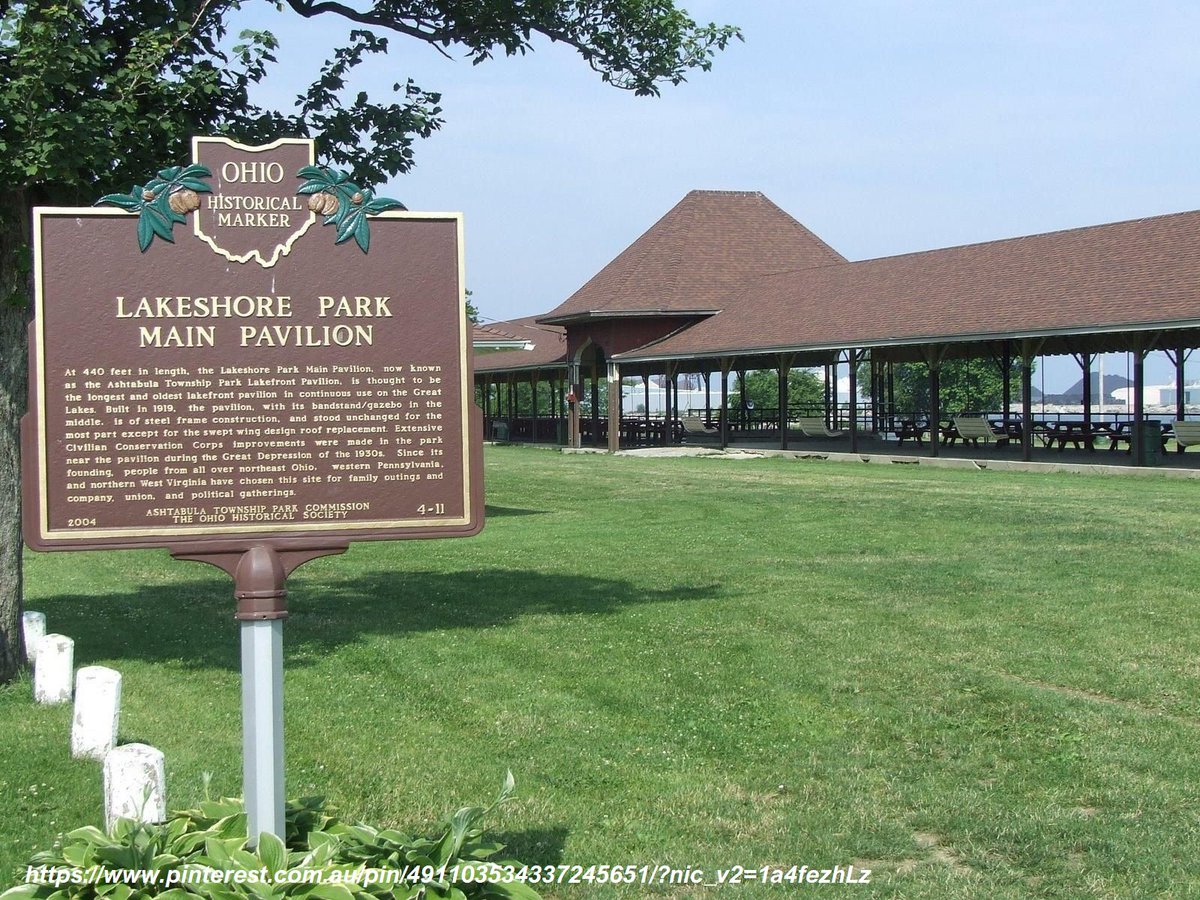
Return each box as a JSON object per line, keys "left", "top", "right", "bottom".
{"left": 23, "top": 137, "right": 483, "bottom": 552}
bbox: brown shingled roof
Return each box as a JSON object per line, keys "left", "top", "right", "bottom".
{"left": 614, "top": 209, "right": 1200, "bottom": 362}
{"left": 474, "top": 318, "right": 567, "bottom": 373}
{"left": 538, "top": 190, "right": 846, "bottom": 324}
{"left": 472, "top": 323, "right": 522, "bottom": 342}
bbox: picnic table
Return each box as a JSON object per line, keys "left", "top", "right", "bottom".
{"left": 1042, "top": 421, "right": 1108, "bottom": 452}
{"left": 619, "top": 417, "right": 680, "bottom": 445}
{"left": 893, "top": 419, "right": 930, "bottom": 446}
{"left": 1106, "top": 421, "right": 1171, "bottom": 454}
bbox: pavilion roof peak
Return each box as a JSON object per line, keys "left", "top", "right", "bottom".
{"left": 683, "top": 189, "right": 770, "bottom": 198}
{"left": 538, "top": 189, "right": 845, "bottom": 325}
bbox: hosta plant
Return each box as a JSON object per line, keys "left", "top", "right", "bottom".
{"left": 2, "top": 775, "right": 540, "bottom": 900}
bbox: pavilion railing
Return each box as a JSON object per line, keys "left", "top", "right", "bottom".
{"left": 481, "top": 406, "right": 1190, "bottom": 447}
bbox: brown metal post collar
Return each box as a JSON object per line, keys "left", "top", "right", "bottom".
{"left": 234, "top": 544, "right": 288, "bottom": 621}
{"left": 169, "top": 540, "right": 348, "bottom": 621}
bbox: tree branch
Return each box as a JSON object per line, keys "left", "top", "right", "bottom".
{"left": 282, "top": 0, "right": 458, "bottom": 58}
{"left": 279, "top": 0, "right": 634, "bottom": 67}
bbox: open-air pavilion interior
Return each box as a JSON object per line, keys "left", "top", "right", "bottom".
{"left": 474, "top": 190, "right": 1200, "bottom": 470}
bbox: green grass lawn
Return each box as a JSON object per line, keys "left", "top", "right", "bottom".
{"left": 5, "top": 446, "right": 1200, "bottom": 898}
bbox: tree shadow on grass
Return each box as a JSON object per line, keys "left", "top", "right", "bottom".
{"left": 33, "top": 568, "right": 723, "bottom": 672}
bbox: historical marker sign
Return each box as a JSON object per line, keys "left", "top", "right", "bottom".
{"left": 23, "top": 137, "right": 483, "bottom": 551}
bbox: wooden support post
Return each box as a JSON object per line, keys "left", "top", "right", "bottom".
{"left": 928, "top": 356, "right": 941, "bottom": 459}
{"left": 834, "top": 357, "right": 843, "bottom": 429}
{"left": 664, "top": 363, "right": 678, "bottom": 445}
{"left": 1133, "top": 345, "right": 1146, "bottom": 467}
{"left": 849, "top": 349, "right": 859, "bottom": 453}
{"left": 1177, "top": 346, "right": 1188, "bottom": 423}
{"left": 778, "top": 353, "right": 792, "bottom": 450}
{"left": 1080, "top": 352, "right": 1092, "bottom": 431}
{"left": 507, "top": 375, "right": 516, "bottom": 437}
{"left": 672, "top": 372, "right": 678, "bottom": 439}
{"left": 590, "top": 356, "right": 601, "bottom": 446}
{"left": 607, "top": 362, "right": 621, "bottom": 453}
{"left": 704, "top": 364, "right": 712, "bottom": 423}
{"left": 737, "top": 368, "right": 747, "bottom": 427}
{"left": 1021, "top": 343, "right": 1036, "bottom": 462}
{"left": 883, "top": 362, "right": 892, "bottom": 427}
{"left": 483, "top": 376, "right": 492, "bottom": 437}
{"left": 568, "top": 362, "right": 581, "bottom": 449}
{"left": 1176, "top": 347, "right": 1187, "bottom": 425}
{"left": 641, "top": 373, "right": 650, "bottom": 445}
{"left": 1002, "top": 343, "right": 1012, "bottom": 424}
{"left": 720, "top": 358, "right": 731, "bottom": 449}
{"left": 1171, "top": 345, "right": 1188, "bottom": 451}
{"left": 531, "top": 371, "right": 541, "bottom": 443}
{"left": 660, "top": 371, "right": 668, "bottom": 446}
{"left": 824, "top": 363, "right": 833, "bottom": 428}
{"left": 868, "top": 354, "right": 879, "bottom": 434}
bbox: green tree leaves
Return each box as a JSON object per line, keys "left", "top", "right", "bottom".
{"left": 859, "top": 359, "right": 1029, "bottom": 415}
{"left": 733, "top": 369, "right": 825, "bottom": 411}
{"left": 0, "top": 2, "right": 276, "bottom": 203}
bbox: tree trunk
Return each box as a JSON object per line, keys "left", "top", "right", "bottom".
{"left": 0, "top": 191, "right": 30, "bottom": 683}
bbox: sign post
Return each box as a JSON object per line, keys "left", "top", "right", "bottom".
{"left": 234, "top": 546, "right": 287, "bottom": 842}
{"left": 23, "top": 137, "right": 483, "bottom": 843}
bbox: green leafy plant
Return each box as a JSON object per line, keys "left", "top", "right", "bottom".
{"left": 96, "top": 166, "right": 212, "bottom": 252}
{"left": 2, "top": 776, "right": 539, "bottom": 900}
{"left": 295, "top": 166, "right": 405, "bottom": 253}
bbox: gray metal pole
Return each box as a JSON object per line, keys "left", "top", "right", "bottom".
{"left": 232, "top": 545, "right": 289, "bottom": 847}
{"left": 242, "top": 618, "right": 285, "bottom": 845}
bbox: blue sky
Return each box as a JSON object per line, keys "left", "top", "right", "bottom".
{"left": 232, "top": 1, "right": 1200, "bottom": 392}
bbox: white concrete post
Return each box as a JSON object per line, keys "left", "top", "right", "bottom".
{"left": 22, "top": 612, "right": 46, "bottom": 663}
{"left": 72, "top": 666, "right": 122, "bottom": 760}
{"left": 103, "top": 743, "right": 166, "bottom": 828}
{"left": 34, "top": 634, "right": 74, "bottom": 704}
{"left": 242, "top": 619, "right": 285, "bottom": 844}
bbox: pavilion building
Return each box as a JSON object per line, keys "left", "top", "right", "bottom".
{"left": 474, "top": 190, "right": 1200, "bottom": 465}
